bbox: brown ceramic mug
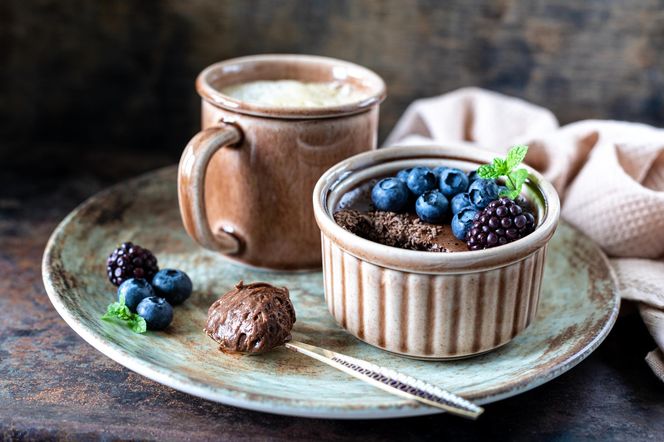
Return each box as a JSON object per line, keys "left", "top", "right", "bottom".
{"left": 178, "top": 54, "right": 386, "bottom": 270}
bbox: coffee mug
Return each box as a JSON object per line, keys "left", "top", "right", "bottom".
{"left": 178, "top": 54, "right": 386, "bottom": 270}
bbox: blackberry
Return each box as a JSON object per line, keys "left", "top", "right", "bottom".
{"left": 466, "top": 198, "right": 536, "bottom": 250}
{"left": 106, "top": 242, "right": 159, "bottom": 286}
{"left": 514, "top": 194, "right": 532, "bottom": 212}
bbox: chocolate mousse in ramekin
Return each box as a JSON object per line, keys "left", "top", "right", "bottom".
{"left": 313, "top": 145, "right": 560, "bottom": 360}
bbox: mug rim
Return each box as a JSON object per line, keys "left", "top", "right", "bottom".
{"left": 196, "top": 54, "right": 387, "bottom": 120}
{"left": 313, "top": 144, "right": 561, "bottom": 274}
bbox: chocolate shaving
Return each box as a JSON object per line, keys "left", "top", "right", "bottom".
{"left": 334, "top": 209, "right": 448, "bottom": 252}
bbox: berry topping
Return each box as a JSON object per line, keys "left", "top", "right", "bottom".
{"left": 467, "top": 170, "right": 481, "bottom": 184}
{"left": 106, "top": 242, "right": 159, "bottom": 286}
{"left": 415, "top": 190, "right": 449, "bottom": 223}
{"left": 438, "top": 168, "right": 470, "bottom": 198}
{"left": 451, "top": 207, "right": 479, "bottom": 241}
{"left": 396, "top": 168, "right": 414, "bottom": 183}
{"left": 466, "top": 198, "right": 536, "bottom": 250}
{"left": 371, "top": 178, "right": 410, "bottom": 212}
{"left": 406, "top": 167, "right": 438, "bottom": 196}
{"left": 432, "top": 166, "right": 450, "bottom": 178}
{"left": 450, "top": 192, "right": 473, "bottom": 215}
{"left": 468, "top": 179, "right": 500, "bottom": 209}
{"left": 464, "top": 145, "right": 537, "bottom": 250}
{"left": 514, "top": 194, "right": 532, "bottom": 212}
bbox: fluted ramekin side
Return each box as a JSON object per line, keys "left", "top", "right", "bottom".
{"left": 322, "top": 235, "right": 547, "bottom": 359}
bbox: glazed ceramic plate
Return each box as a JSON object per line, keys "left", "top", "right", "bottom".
{"left": 42, "top": 167, "right": 619, "bottom": 419}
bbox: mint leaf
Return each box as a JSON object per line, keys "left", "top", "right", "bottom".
{"left": 101, "top": 296, "right": 147, "bottom": 334}
{"left": 102, "top": 301, "right": 129, "bottom": 320}
{"left": 506, "top": 145, "right": 528, "bottom": 170}
{"left": 477, "top": 164, "right": 500, "bottom": 179}
{"left": 476, "top": 145, "right": 530, "bottom": 200}
{"left": 508, "top": 168, "right": 529, "bottom": 191}
{"left": 129, "top": 316, "right": 147, "bottom": 333}
{"left": 499, "top": 188, "right": 520, "bottom": 199}
{"left": 492, "top": 157, "right": 508, "bottom": 175}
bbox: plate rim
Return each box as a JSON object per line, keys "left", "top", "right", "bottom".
{"left": 41, "top": 166, "right": 621, "bottom": 419}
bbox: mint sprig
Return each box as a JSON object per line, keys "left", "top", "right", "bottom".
{"left": 477, "top": 145, "right": 529, "bottom": 200}
{"left": 101, "top": 294, "right": 147, "bottom": 334}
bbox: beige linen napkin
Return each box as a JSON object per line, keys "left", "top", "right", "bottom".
{"left": 385, "top": 87, "right": 664, "bottom": 380}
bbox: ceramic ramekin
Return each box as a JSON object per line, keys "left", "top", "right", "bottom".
{"left": 313, "top": 145, "right": 561, "bottom": 360}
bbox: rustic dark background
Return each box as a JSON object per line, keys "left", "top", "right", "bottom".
{"left": 2, "top": 0, "right": 664, "bottom": 165}
{"left": 2, "top": 1, "right": 664, "bottom": 439}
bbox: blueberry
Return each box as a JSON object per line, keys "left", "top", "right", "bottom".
{"left": 432, "top": 166, "right": 450, "bottom": 178}
{"left": 151, "top": 269, "right": 193, "bottom": 305}
{"left": 415, "top": 190, "right": 449, "bottom": 223}
{"left": 371, "top": 178, "right": 410, "bottom": 212}
{"left": 468, "top": 179, "right": 499, "bottom": 209}
{"left": 118, "top": 278, "right": 155, "bottom": 312}
{"left": 438, "top": 168, "right": 470, "bottom": 198}
{"left": 451, "top": 192, "right": 473, "bottom": 215}
{"left": 451, "top": 207, "right": 479, "bottom": 240}
{"left": 497, "top": 185, "right": 508, "bottom": 196}
{"left": 396, "top": 168, "right": 414, "bottom": 183}
{"left": 406, "top": 167, "right": 437, "bottom": 196}
{"left": 467, "top": 170, "right": 480, "bottom": 184}
{"left": 136, "top": 296, "right": 173, "bottom": 330}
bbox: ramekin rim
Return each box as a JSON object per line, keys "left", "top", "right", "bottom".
{"left": 313, "top": 145, "right": 561, "bottom": 274}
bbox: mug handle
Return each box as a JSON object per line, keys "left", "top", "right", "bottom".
{"left": 178, "top": 122, "right": 244, "bottom": 254}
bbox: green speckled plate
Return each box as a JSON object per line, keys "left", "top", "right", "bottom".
{"left": 42, "top": 167, "right": 619, "bottom": 419}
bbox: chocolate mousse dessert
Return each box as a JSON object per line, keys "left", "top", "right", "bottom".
{"left": 334, "top": 198, "right": 464, "bottom": 252}
{"left": 334, "top": 145, "right": 537, "bottom": 252}
{"left": 204, "top": 281, "right": 296, "bottom": 354}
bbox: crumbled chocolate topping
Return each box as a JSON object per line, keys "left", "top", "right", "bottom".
{"left": 334, "top": 209, "right": 448, "bottom": 252}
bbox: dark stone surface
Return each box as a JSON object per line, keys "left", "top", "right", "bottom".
{"left": 1, "top": 150, "right": 664, "bottom": 440}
